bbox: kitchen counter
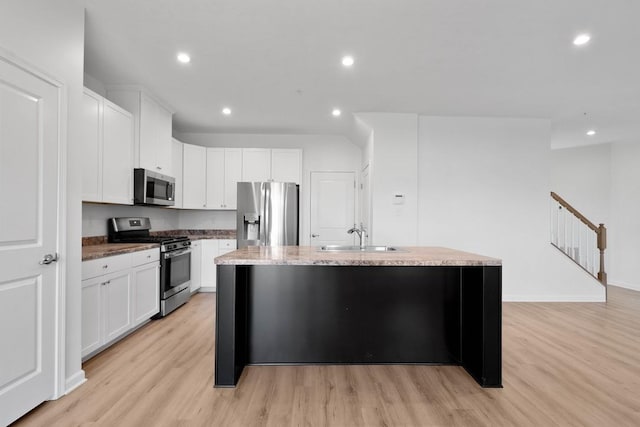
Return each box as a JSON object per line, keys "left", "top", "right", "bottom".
{"left": 215, "top": 245, "right": 501, "bottom": 266}
{"left": 214, "top": 245, "right": 502, "bottom": 389}
{"left": 81, "top": 229, "right": 235, "bottom": 261}
{"left": 82, "top": 243, "right": 159, "bottom": 261}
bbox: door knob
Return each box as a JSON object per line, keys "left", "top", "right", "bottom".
{"left": 40, "top": 253, "right": 59, "bottom": 265}
{"left": 311, "top": 234, "right": 319, "bottom": 238}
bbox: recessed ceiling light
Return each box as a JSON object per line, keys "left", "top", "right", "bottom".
{"left": 177, "top": 52, "right": 191, "bottom": 63}
{"left": 586, "top": 130, "right": 596, "bottom": 136}
{"left": 573, "top": 34, "right": 591, "bottom": 46}
{"left": 341, "top": 56, "right": 355, "bottom": 67}
{"left": 332, "top": 109, "right": 342, "bottom": 117}
{"left": 222, "top": 107, "right": 232, "bottom": 116}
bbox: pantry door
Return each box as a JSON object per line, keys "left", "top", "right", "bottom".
{"left": 0, "top": 53, "right": 62, "bottom": 426}
{"left": 310, "top": 172, "right": 356, "bottom": 246}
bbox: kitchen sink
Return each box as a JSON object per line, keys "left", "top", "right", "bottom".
{"left": 319, "top": 245, "right": 402, "bottom": 252}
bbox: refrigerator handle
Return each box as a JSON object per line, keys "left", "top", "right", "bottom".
{"left": 261, "top": 183, "right": 270, "bottom": 245}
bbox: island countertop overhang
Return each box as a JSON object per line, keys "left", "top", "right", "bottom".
{"left": 214, "top": 245, "right": 501, "bottom": 267}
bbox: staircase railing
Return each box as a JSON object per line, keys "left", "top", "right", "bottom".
{"left": 550, "top": 192, "right": 607, "bottom": 286}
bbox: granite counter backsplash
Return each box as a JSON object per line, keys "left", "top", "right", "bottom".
{"left": 151, "top": 229, "right": 236, "bottom": 239}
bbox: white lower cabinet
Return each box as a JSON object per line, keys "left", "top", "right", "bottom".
{"left": 103, "top": 271, "right": 133, "bottom": 343}
{"left": 200, "top": 240, "right": 218, "bottom": 292}
{"left": 198, "top": 239, "right": 236, "bottom": 292}
{"left": 190, "top": 240, "right": 202, "bottom": 293}
{"left": 132, "top": 262, "right": 160, "bottom": 325}
{"left": 81, "top": 248, "right": 159, "bottom": 359}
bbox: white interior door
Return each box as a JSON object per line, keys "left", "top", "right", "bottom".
{"left": 310, "top": 172, "right": 356, "bottom": 246}
{"left": 0, "top": 55, "right": 60, "bottom": 426}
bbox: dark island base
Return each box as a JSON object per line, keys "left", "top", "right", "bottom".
{"left": 215, "top": 265, "right": 502, "bottom": 388}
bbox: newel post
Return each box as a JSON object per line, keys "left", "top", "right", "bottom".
{"left": 597, "top": 224, "right": 607, "bottom": 285}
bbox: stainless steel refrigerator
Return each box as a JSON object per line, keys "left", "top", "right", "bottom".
{"left": 237, "top": 182, "right": 299, "bottom": 248}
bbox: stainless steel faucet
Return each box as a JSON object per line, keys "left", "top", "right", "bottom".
{"left": 347, "top": 223, "right": 368, "bottom": 249}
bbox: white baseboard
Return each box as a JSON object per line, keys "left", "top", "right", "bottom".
{"left": 608, "top": 281, "right": 640, "bottom": 292}
{"left": 198, "top": 286, "right": 216, "bottom": 293}
{"left": 503, "top": 295, "right": 606, "bottom": 302}
{"left": 65, "top": 370, "right": 86, "bottom": 395}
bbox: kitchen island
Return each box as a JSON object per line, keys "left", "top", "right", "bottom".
{"left": 214, "top": 246, "right": 502, "bottom": 388}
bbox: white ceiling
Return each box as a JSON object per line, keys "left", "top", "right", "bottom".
{"left": 84, "top": 0, "right": 640, "bottom": 148}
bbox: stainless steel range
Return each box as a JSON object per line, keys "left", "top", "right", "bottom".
{"left": 108, "top": 217, "right": 191, "bottom": 317}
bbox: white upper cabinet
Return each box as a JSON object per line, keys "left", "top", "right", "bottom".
{"left": 102, "top": 100, "right": 134, "bottom": 204}
{"left": 80, "top": 89, "right": 102, "bottom": 202}
{"left": 242, "top": 148, "right": 271, "bottom": 182}
{"left": 171, "top": 139, "right": 184, "bottom": 209}
{"left": 205, "top": 148, "right": 225, "bottom": 209}
{"left": 81, "top": 88, "right": 133, "bottom": 204}
{"left": 207, "top": 148, "right": 242, "bottom": 209}
{"left": 224, "top": 148, "right": 243, "bottom": 209}
{"left": 107, "top": 88, "right": 174, "bottom": 176}
{"left": 241, "top": 148, "right": 302, "bottom": 184}
{"left": 182, "top": 143, "right": 207, "bottom": 209}
{"left": 271, "top": 149, "right": 302, "bottom": 184}
{"left": 139, "top": 94, "right": 172, "bottom": 174}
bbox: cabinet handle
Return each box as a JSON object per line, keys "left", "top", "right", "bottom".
{"left": 203, "top": 204, "right": 206, "bottom": 208}
{"left": 156, "top": 166, "right": 162, "bottom": 170}
{"left": 103, "top": 264, "right": 108, "bottom": 269}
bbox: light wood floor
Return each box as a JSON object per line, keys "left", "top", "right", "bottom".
{"left": 14, "top": 286, "right": 640, "bottom": 426}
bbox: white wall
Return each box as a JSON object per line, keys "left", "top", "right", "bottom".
{"left": 0, "top": 0, "right": 86, "bottom": 394}
{"left": 178, "top": 210, "right": 236, "bottom": 230}
{"left": 609, "top": 142, "right": 640, "bottom": 291}
{"left": 419, "top": 116, "right": 604, "bottom": 301}
{"left": 354, "top": 113, "right": 419, "bottom": 246}
{"left": 176, "top": 133, "right": 363, "bottom": 245}
{"left": 550, "top": 144, "right": 611, "bottom": 225}
{"left": 82, "top": 203, "right": 180, "bottom": 236}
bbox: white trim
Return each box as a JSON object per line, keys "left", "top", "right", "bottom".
{"left": 54, "top": 77, "right": 67, "bottom": 399}
{"left": 198, "top": 287, "right": 217, "bottom": 293}
{"left": 503, "top": 295, "right": 606, "bottom": 302}
{"left": 0, "top": 47, "right": 68, "bottom": 401}
{"left": 64, "top": 371, "right": 86, "bottom": 395}
{"left": 608, "top": 281, "right": 640, "bottom": 292}
{"left": 105, "top": 84, "right": 175, "bottom": 113}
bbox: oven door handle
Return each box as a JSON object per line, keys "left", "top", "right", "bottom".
{"left": 163, "top": 248, "right": 192, "bottom": 259}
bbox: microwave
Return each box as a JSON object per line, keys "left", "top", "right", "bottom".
{"left": 133, "top": 168, "right": 175, "bottom": 206}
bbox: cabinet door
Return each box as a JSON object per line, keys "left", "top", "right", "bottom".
{"left": 138, "top": 94, "right": 157, "bottom": 172}
{"left": 182, "top": 144, "right": 207, "bottom": 209}
{"left": 224, "top": 148, "right": 242, "bottom": 209}
{"left": 155, "top": 104, "right": 173, "bottom": 175}
{"left": 171, "top": 139, "right": 184, "bottom": 208}
{"left": 102, "top": 100, "right": 134, "bottom": 204}
{"left": 200, "top": 240, "right": 219, "bottom": 291}
{"left": 242, "top": 148, "right": 271, "bottom": 182}
{"left": 81, "top": 89, "right": 102, "bottom": 202}
{"left": 103, "top": 271, "right": 132, "bottom": 343}
{"left": 190, "top": 240, "right": 202, "bottom": 292}
{"left": 206, "top": 148, "right": 225, "bottom": 209}
{"left": 81, "top": 277, "right": 103, "bottom": 357}
{"left": 132, "top": 262, "right": 159, "bottom": 325}
{"left": 271, "top": 149, "right": 302, "bottom": 184}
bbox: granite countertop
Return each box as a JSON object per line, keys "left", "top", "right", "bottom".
{"left": 81, "top": 229, "right": 236, "bottom": 261}
{"left": 214, "top": 246, "right": 501, "bottom": 267}
{"left": 82, "top": 243, "right": 159, "bottom": 261}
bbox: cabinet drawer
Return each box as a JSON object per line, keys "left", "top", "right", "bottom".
{"left": 131, "top": 248, "right": 160, "bottom": 266}
{"left": 218, "top": 239, "right": 236, "bottom": 250}
{"left": 82, "top": 253, "right": 132, "bottom": 280}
